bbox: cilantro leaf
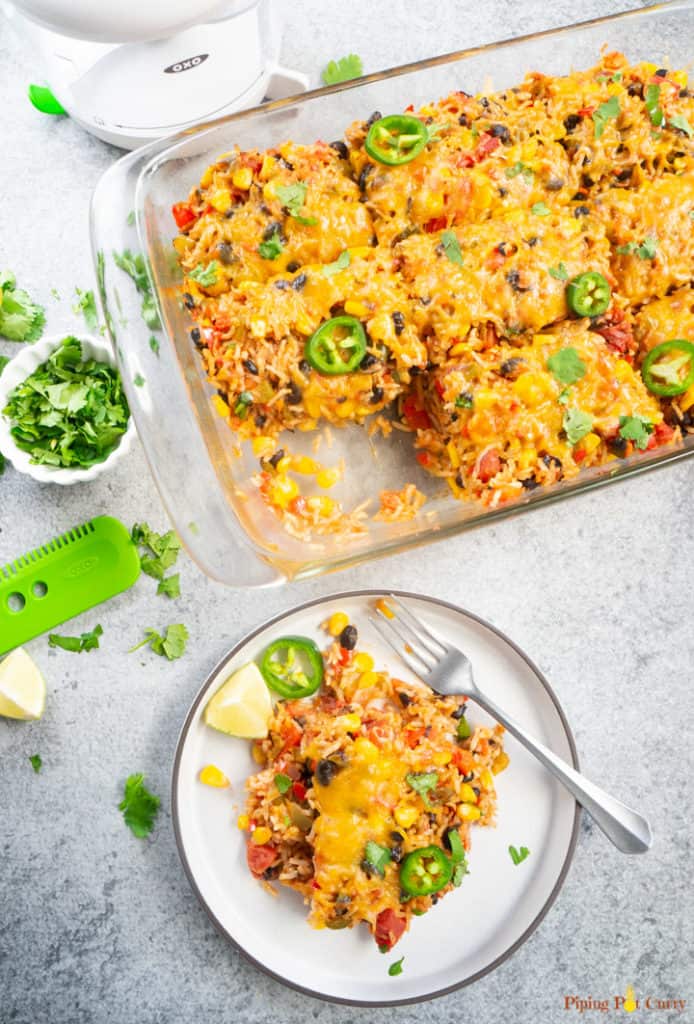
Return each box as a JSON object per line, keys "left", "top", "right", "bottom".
{"left": 455, "top": 392, "right": 473, "bottom": 409}
{"left": 388, "top": 957, "right": 405, "bottom": 977}
{"left": 405, "top": 770, "right": 439, "bottom": 809}
{"left": 274, "top": 773, "right": 292, "bottom": 794}
{"left": 0, "top": 356, "right": 9, "bottom": 374}
{"left": 615, "top": 242, "right": 635, "bottom": 255}
{"left": 619, "top": 414, "right": 653, "bottom": 450}
{"left": 157, "top": 573, "right": 180, "bottom": 599}
{"left": 548, "top": 262, "right": 568, "bottom": 281}
{"left": 322, "top": 250, "right": 351, "bottom": 276}
{"left": 509, "top": 844, "right": 531, "bottom": 865}
{"left": 669, "top": 114, "right": 694, "bottom": 138}
{"left": 113, "top": 249, "right": 161, "bottom": 331}
{"left": 119, "top": 772, "right": 160, "bottom": 838}
{"left": 592, "top": 94, "right": 620, "bottom": 138}
{"left": 276, "top": 183, "right": 318, "bottom": 226}
{"left": 531, "top": 201, "right": 550, "bottom": 216}
{"left": 364, "top": 840, "right": 392, "bottom": 877}
{"left": 322, "top": 53, "right": 363, "bottom": 86}
{"left": 452, "top": 854, "right": 470, "bottom": 887}
{"left": 440, "top": 230, "right": 464, "bottom": 266}
{"left": 134, "top": 373, "right": 145, "bottom": 387}
{"left": 547, "top": 346, "right": 587, "bottom": 385}
{"left": 505, "top": 161, "right": 534, "bottom": 182}
{"left": 3, "top": 337, "right": 130, "bottom": 468}
{"left": 644, "top": 84, "right": 664, "bottom": 127}
{"left": 563, "top": 408, "right": 593, "bottom": 445}
{"left": 130, "top": 624, "right": 188, "bottom": 660}
{"left": 29, "top": 754, "right": 42, "bottom": 774}
{"left": 636, "top": 236, "right": 658, "bottom": 260}
{"left": 73, "top": 288, "right": 99, "bottom": 331}
{"left": 0, "top": 271, "right": 45, "bottom": 342}
{"left": 149, "top": 335, "right": 160, "bottom": 356}
{"left": 48, "top": 624, "right": 103, "bottom": 653}
{"left": 258, "top": 229, "right": 284, "bottom": 260}
{"left": 189, "top": 261, "right": 220, "bottom": 287}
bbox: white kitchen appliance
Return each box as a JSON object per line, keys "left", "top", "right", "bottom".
{"left": 2, "top": 0, "right": 308, "bottom": 148}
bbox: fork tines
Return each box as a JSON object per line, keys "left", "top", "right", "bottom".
{"left": 369, "top": 593, "right": 447, "bottom": 677}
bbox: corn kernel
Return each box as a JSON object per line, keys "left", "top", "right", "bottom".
{"left": 199, "top": 764, "right": 230, "bottom": 788}
{"left": 295, "top": 312, "right": 314, "bottom": 336}
{"left": 348, "top": 246, "right": 372, "bottom": 258}
{"left": 316, "top": 466, "right": 342, "bottom": 488}
{"left": 480, "top": 769, "right": 494, "bottom": 790}
{"left": 459, "top": 783, "right": 477, "bottom": 804}
{"left": 492, "top": 751, "right": 510, "bottom": 775}
{"left": 375, "top": 598, "right": 394, "bottom": 619}
{"left": 327, "top": 612, "right": 349, "bottom": 636}
{"left": 292, "top": 455, "right": 319, "bottom": 475}
{"left": 394, "top": 804, "right": 419, "bottom": 829}
{"left": 457, "top": 803, "right": 482, "bottom": 821}
{"left": 275, "top": 455, "right": 292, "bottom": 473}
{"left": 613, "top": 359, "right": 633, "bottom": 382}
{"left": 304, "top": 396, "right": 322, "bottom": 418}
{"left": 518, "top": 448, "right": 537, "bottom": 470}
{"left": 353, "top": 737, "right": 379, "bottom": 763}
{"left": 259, "top": 154, "right": 276, "bottom": 179}
{"left": 340, "top": 713, "right": 362, "bottom": 731}
{"left": 236, "top": 814, "right": 250, "bottom": 830}
{"left": 433, "top": 750, "right": 452, "bottom": 766}
{"left": 252, "top": 742, "right": 265, "bottom": 764}
{"left": 446, "top": 440, "right": 460, "bottom": 468}
{"left": 447, "top": 476, "right": 463, "bottom": 498}
{"left": 513, "top": 372, "right": 548, "bottom": 407}
{"left": 209, "top": 188, "right": 232, "bottom": 213}
{"left": 449, "top": 340, "right": 470, "bottom": 357}
{"left": 353, "top": 652, "right": 374, "bottom": 672}
{"left": 357, "top": 670, "right": 379, "bottom": 689}
{"left": 200, "top": 167, "right": 213, "bottom": 188}
{"left": 251, "top": 826, "right": 272, "bottom": 845}
{"left": 583, "top": 432, "right": 601, "bottom": 454}
{"left": 344, "top": 299, "right": 368, "bottom": 318}
{"left": 232, "top": 166, "right": 253, "bottom": 190}
{"left": 336, "top": 401, "right": 356, "bottom": 419}
{"left": 473, "top": 388, "right": 496, "bottom": 412}
{"left": 213, "top": 395, "right": 228, "bottom": 417}
{"left": 252, "top": 436, "right": 275, "bottom": 458}
{"left": 681, "top": 383, "right": 694, "bottom": 412}
{"left": 268, "top": 474, "right": 299, "bottom": 509}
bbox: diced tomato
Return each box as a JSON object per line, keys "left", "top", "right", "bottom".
{"left": 338, "top": 647, "right": 352, "bottom": 667}
{"left": 577, "top": 106, "right": 595, "bottom": 118}
{"left": 654, "top": 421, "right": 675, "bottom": 445}
{"left": 474, "top": 132, "right": 501, "bottom": 161}
{"left": 405, "top": 103, "right": 414, "bottom": 112}
{"left": 292, "top": 781, "right": 307, "bottom": 801}
{"left": 171, "top": 202, "right": 197, "bottom": 230}
{"left": 475, "top": 448, "right": 502, "bottom": 482}
{"left": 486, "top": 248, "right": 507, "bottom": 272}
{"left": 288, "top": 496, "right": 308, "bottom": 516}
{"left": 416, "top": 452, "right": 431, "bottom": 467}
{"left": 424, "top": 215, "right": 447, "bottom": 234}
{"left": 403, "top": 395, "right": 431, "bottom": 430}
{"left": 246, "top": 843, "right": 278, "bottom": 877}
{"left": 434, "top": 378, "right": 446, "bottom": 398}
{"left": 593, "top": 306, "right": 635, "bottom": 356}
{"left": 452, "top": 747, "right": 475, "bottom": 774}
{"left": 573, "top": 448, "right": 586, "bottom": 463}
{"left": 374, "top": 909, "right": 407, "bottom": 950}
{"left": 404, "top": 726, "right": 425, "bottom": 749}
{"left": 280, "top": 720, "right": 302, "bottom": 753}
{"left": 213, "top": 313, "right": 231, "bottom": 333}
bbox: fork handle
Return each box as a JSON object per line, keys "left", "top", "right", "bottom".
{"left": 471, "top": 689, "right": 652, "bottom": 854}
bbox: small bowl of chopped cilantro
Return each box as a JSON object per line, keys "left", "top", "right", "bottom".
{"left": 0, "top": 334, "right": 135, "bottom": 484}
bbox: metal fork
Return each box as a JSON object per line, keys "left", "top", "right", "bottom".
{"left": 370, "top": 595, "right": 652, "bottom": 855}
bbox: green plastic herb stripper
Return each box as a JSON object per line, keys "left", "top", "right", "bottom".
{"left": 0, "top": 516, "right": 140, "bottom": 656}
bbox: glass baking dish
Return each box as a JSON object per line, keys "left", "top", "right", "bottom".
{"left": 91, "top": 0, "right": 694, "bottom": 588}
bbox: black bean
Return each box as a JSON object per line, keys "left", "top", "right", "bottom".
{"left": 521, "top": 476, "right": 540, "bottom": 490}
{"left": 574, "top": 205, "right": 590, "bottom": 218}
{"left": 292, "top": 273, "right": 307, "bottom": 291}
{"left": 299, "top": 359, "right": 311, "bottom": 375}
{"left": 526, "top": 236, "right": 539, "bottom": 247}
{"left": 498, "top": 186, "right": 508, "bottom": 198}
{"left": 330, "top": 140, "right": 349, "bottom": 159}
{"left": 546, "top": 177, "right": 565, "bottom": 191}
{"left": 458, "top": 113, "right": 470, "bottom": 127}
{"left": 572, "top": 190, "right": 589, "bottom": 201}
{"left": 390, "top": 831, "right": 405, "bottom": 844}
{"left": 390, "top": 844, "right": 404, "bottom": 863}
{"left": 243, "top": 358, "right": 259, "bottom": 375}
{"left": 497, "top": 242, "right": 509, "bottom": 256}
{"left": 278, "top": 156, "right": 295, "bottom": 170}
{"left": 480, "top": 97, "right": 489, "bottom": 108}
{"left": 542, "top": 453, "right": 563, "bottom": 472}
{"left": 489, "top": 123, "right": 510, "bottom": 143}
{"left": 339, "top": 624, "right": 358, "bottom": 650}
{"left": 224, "top": 207, "right": 235, "bottom": 219}
{"left": 286, "top": 260, "right": 301, "bottom": 273}
{"left": 451, "top": 704, "right": 466, "bottom": 720}
{"left": 615, "top": 167, "right": 633, "bottom": 182}
{"left": 472, "top": 786, "right": 480, "bottom": 798}
{"left": 609, "top": 435, "right": 628, "bottom": 456}
{"left": 680, "top": 88, "right": 691, "bottom": 99}
{"left": 274, "top": 280, "right": 290, "bottom": 291}
{"left": 217, "top": 242, "right": 234, "bottom": 264}
{"left": 366, "top": 110, "right": 382, "bottom": 127}
{"left": 506, "top": 269, "right": 529, "bottom": 293}
{"left": 358, "top": 164, "right": 373, "bottom": 191}
{"left": 398, "top": 691, "right": 412, "bottom": 707}
{"left": 628, "top": 81, "right": 644, "bottom": 98}
{"left": 360, "top": 859, "right": 375, "bottom": 877}
{"left": 316, "top": 759, "right": 342, "bottom": 786}
{"left": 563, "top": 113, "right": 580, "bottom": 133}
{"left": 263, "top": 220, "right": 284, "bottom": 241}
{"left": 461, "top": 772, "right": 474, "bottom": 783}
{"left": 285, "top": 382, "right": 303, "bottom": 405}
{"left": 392, "top": 311, "right": 405, "bottom": 335}
{"left": 370, "top": 386, "right": 384, "bottom": 404}
{"left": 268, "top": 448, "right": 285, "bottom": 469}
{"left": 262, "top": 866, "right": 280, "bottom": 880}
{"left": 360, "top": 353, "right": 379, "bottom": 371}
{"left": 500, "top": 357, "right": 525, "bottom": 379}
{"left": 190, "top": 327, "right": 201, "bottom": 345}
{"left": 455, "top": 472, "right": 464, "bottom": 488}
{"left": 254, "top": 412, "right": 267, "bottom": 428}
{"left": 655, "top": 68, "right": 668, "bottom": 78}
{"left": 183, "top": 292, "right": 195, "bottom": 310}
{"left": 581, "top": 173, "right": 595, "bottom": 189}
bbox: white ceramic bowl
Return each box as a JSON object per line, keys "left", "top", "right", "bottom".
{"left": 0, "top": 334, "right": 136, "bottom": 485}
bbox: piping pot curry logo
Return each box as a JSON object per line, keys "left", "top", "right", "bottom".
{"left": 564, "top": 985, "right": 687, "bottom": 1014}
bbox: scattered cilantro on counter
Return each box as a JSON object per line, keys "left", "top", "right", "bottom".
{"left": 113, "top": 249, "right": 161, "bottom": 331}
{"left": 149, "top": 335, "right": 160, "bottom": 355}
{"left": 119, "top": 773, "right": 160, "bottom": 838}
{"left": 388, "top": 957, "right": 405, "bottom": 977}
{"left": 509, "top": 845, "right": 530, "bottom": 865}
{"left": 131, "top": 522, "right": 182, "bottom": 597}
{"left": 72, "top": 287, "right": 100, "bottom": 332}
{"left": 0, "top": 356, "right": 8, "bottom": 373}
{"left": 0, "top": 270, "right": 45, "bottom": 342}
{"left": 134, "top": 373, "right": 145, "bottom": 387}
{"left": 157, "top": 574, "right": 180, "bottom": 599}
{"left": 29, "top": 754, "right": 42, "bottom": 774}
{"left": 129, "top": 624, "right": 188, "bottom": 660}
{"left": 321, "top": 54, "right": 363, "bottom": 86}
{"left": 49, "top": 624, "right": 103, "bottom": 653}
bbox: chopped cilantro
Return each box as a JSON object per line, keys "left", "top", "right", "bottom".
{"left": 364, "top": 840, "right": 391, "bottom": 877}
{"left": 562, "top": 408, "right": 593, "bottom": 445}
{"left": 49, "top": 624, "right": 103, "bottom": 653}
{"left": 611, "top": 71, "right": 623, "bottom": 83}
{"left": 405, "top": 770, "right": 438, "bottom": 809}
{"left": 274, "top": 773, "right": 292, "bottom": 794}
{"left": 531, "top": 201, "right": 550, "bottom": 216}
{"left": 547, "top": 346, "right": 586, "bottom": 385}
{"left": 644, "top": 84, "right": 664, "bottom": 127}
{"left": 548, "top": 262, "right": 569, "bottom": 281}
{"left": 321, "top": 53, "right": 363, "bottom": 86}
{"left": 505, "top": 161, "right": 534, "bottom": 182}
{"left": 619, "top": 414, "right": 653, "bottom": 450}
{"left": 322, "top": 250, "right": 350, "bottom": 276}
{"left": 2, "top": 337, "right": 129, "bottom": 468}
{"left": 157, "top": 573, "right": 180, "bottom": 599}
{"left": 592, "top": 95, "right": 620, "bottom": 138}
{"left": 119, "top": 772, "right": 160, "bottom": 838}
{"left": 126, "top": 210, "right": 136, "bottom": 227}
{"left": 189, "top": 261, "right": 220, "bottom": 287}
{"left": 0, "top": 355, "right": 9, "bottom": 374}
{"left": 669, "top": 114, "right": 693, "bottom": 137}
{"left": 509, "top": 844, "right": 531, "bottom": 865}
{"left": 558, "top": 387, "right": 570, "bottom": 405}
{"left": 440, "top": 230, "right": 464, "bottom": 266}
{"left": 50, "top": 288, "right": 60, "bottom": 301}
{"left": 134, "top": 373, "right": 145, "bottom": 387}
{"left": 258, "top": 228, "right": 284, "bottom": 260}
{"left": 0, "top": 270, "right": 45, "bottom": 342}
{"left": 452, "top": 856, "right": 470, "bottom": 887}
{"left": 149, "top": 335, "right": 160, "bottom": 355}
{"left": 72, "top": 288, "right": 99, "bottom": 331}
{"left": 129, "top": 624, "right": 188, "bottom": 660}
{"left": 131, "top": 522, "right": 182, "bottom": 596}
{"left": 388, "top": 957, "right": 405, "bottom": 977}
{"left": 234, "top": 391, "right": 253, "bottom": 418}
{"left": 29, "top": 754, "right": 42, "bottom": 774}
{"left": 113, "top": 249, "right": 161, "bottom": 331}
{"left": 455, "top": 392, "right": 473, "bottom": 409}
{"left": 616, "top": 238, "right": 658, "bottom": 260}
{"left": 276, "top": 182, "right": 318, "bottom": 226}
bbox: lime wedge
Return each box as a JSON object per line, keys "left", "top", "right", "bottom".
{"left": 204, "top": 661, "right": 272, "bottom": 738}
{"left": 0, "top": 648, "right": 46, "bottom": 720}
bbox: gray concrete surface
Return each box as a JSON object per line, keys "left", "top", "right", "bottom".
{"left": 1, "top": 2, "right": 692, "bottom": 1022}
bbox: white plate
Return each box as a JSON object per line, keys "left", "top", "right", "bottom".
{"left": 172, "top": 591, "right": 579, "bottom": 1006}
